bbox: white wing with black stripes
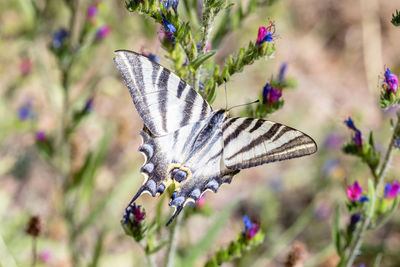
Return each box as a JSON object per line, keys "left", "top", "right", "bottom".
{"left": 114, "top": 50, "right": 212, "bottom": 136}
{"left": 113, "top": 50, "right": 317, "bottom": 226}
{"left": 222, "top": 118, "right": 317, "bottom": 170}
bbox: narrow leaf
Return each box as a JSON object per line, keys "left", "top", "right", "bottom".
{"left": 190, "top": 50, "right": 216, "bottom": 70}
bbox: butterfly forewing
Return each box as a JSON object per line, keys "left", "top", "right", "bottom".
{"left": 113, "top": 50, "right": 213, "bottom": 136}
{"left": 223, "top": 118, "right": 317, "bottom": 170}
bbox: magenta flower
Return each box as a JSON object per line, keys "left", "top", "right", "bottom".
{"left": 384, "top": 182, "right": 400, "bottom": 199}
{"left": 344, "top": 117, "right": 362, "bottom": 147}
{"left": 347, "top": 181, "right": 363, "bottom": 201}
{"left": 196, "top": 194, "right": 205, "bottom": 208}
{"left": 384, "top": 68, "right": 399, "bottom": 94}
{"left": 243, "top": 215, "right": 260, "bottom": 240}
{"left": 39, "top": 250, "right": 51, "bottom": 262}
{"left": 20, "top": 58, "right": 32, "bottom": 76}
{"left": 95, "top": 25, "right": 111, "bottom": 40}
{"left": 262, "top": 83, "right": 282, "bottom": 105}
{"left": 36, "top": 131, "right": 46, "bottom": 142}
{"left": 256, "top": 20, "right": 275, "bottom": 46}
{"left": 87, "top": 5, "right": 98, "bottom": 19}
{"left": 133, "top": 204, "right": 146, "bottom": 223}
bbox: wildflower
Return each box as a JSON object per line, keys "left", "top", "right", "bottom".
{"left": 83, "top": 97, "right": 94, "bottom": 113}
{"left": 324, "top": 133, "right": 344, "bottom": 149}
{"left": 359, "top": 196, "right": 370, "bottom": 203}
{"left": 344, "top": 117, "right": 362, "bottom": 147}
{"left": 25, "top": 216, "right": 42, "bottom": 237}
{"left": 384, "top": 181, "right": 400, "bottom": 199}
{"left": 262, "top": 83, "right": 282, "bottom": 105}
{"left": 121, "top": 203, "right": 146, "bottom": 241}
{"left": 349, "top": 213, "right": 361, "bottom": 227}
{"left": 95, "top": 25, "right": 111, "bottom": 40}
{"left": 142, "top": 52, "right": 160, "bottom": 63}
{"left": 19, "top": 57, "right": 32, "bottom": 76}
{"left": 52, "top": 28, "right": 69, "bottom": 49}
{"left": 39, "top": 250, "right": 51, "bottom": 262}
{"left": 87, "top": 4, "right": 98, "bottom": 19}
{"left": 278, "top": 62, "right": 287, "bottom": 83}
{"left": 123, "top": 203, "right": 146, "bottom": 224}
{"left": 196, "top": 42, "right": 211, "bottom": 53}
{"left": 160, "top": 12, "right": 176, "bottom": 33}
{"left": 242, "top": 215, "right": 260, "bottom": 240}
{"left": 383, "top": 68, "right": 399, "bottom": 94}
{"left": 18, "top": 101, "right": 35, "bottom": 121}
{"left": 256, "top": 20, "right": 275, "bottom": 46}
{"left": 161, "top": 0, "right": 179, "bottom": 13}
{"left": 196, "top": 194, "right": 205, "bottom": 208}
{"left": 36, "top": 131, "right": 46, "bottom": 142}
{"left": 347, "top": 181, "right": 362, "bottom": 201}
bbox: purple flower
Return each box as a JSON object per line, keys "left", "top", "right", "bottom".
{"left": 384, "top": 182, "right": 400, "bottom": 199}
{"left": 18, "top": 101, "right": 35, "bottom": 121}
{"left": 83, "top": 97, "right": 94, "bottom": 113}
{"left": 359, "top": 196, "right": 370, "bottom": 203}
{"left": 52, "top": 28, "right": 69, "bottom": 49}
{"left": 262, "top": 83, "right": 282, "bottom": 105}
{"left": 36, "top": 131, "right": 46, "bottom": 142}
{"left": 87, "top": 5, "right": 98, "bottom": 19}
{"left": 161, "top": 0, "right": 179, "bottom": 12}
{"left": 347, "top": 181, "right": 362, "bottom": 201}
{"left": 142, "top": 52, "right": 160, "bottom": 63}
{"left": 243, "top": 215, "right": 260, "bottom": 240}
{"left": 384, "top": 68, "right": 399, "bottom": 94}
{"left": 123, "top": 203, "right": 146, "bottom": 224}
{"left": 256, "top": 20, "right": 275, "bottom": 46}
{"left": 324, "top": 133, "right": 345, "bottom": 149}
{"left": 350, "top": 213, "right": 361, "bottom": 227}
{"left": 95, "top": 25, "right": 111, "bottom": 40}
{"left": 344, "top": 117, "right": 362, "bottom": 147}
{"left": 278, "top": 62, "right": 287, "bottom": 82}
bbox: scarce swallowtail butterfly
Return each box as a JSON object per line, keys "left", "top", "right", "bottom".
{"left": 114, "top": 50, "right": 317, "bottom": 225}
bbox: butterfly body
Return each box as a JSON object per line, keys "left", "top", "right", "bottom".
{"left": 114, "top": 50, "right": 317, "bottom": 225}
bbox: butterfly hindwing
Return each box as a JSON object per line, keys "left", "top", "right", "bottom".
{"left": 223, "top": 117, "right": 317, "bottom": 169}
{"left": 113, "top": 50, "right": 213, "bottom": 136}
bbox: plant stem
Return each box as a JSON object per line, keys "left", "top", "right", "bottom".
{"left": 344, "top": 116, "right": 400, "bottom": 267}
{"left": 31, "top": 237, "right": 37, "bottom": 267}
{"left": 165, "top": 211, "right": 183, "bottom": 267}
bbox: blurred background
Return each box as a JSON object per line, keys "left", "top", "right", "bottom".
{"left": 0, "top": 0, "right": 399, "bottom": 266}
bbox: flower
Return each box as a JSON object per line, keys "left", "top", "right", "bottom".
{"left": 359, "top": 195, "right": 370, "bottom": 203}
{"left": 25, "top": 216, "right": 42, "bottom": 237}
{"left": 349, "top": 213, "right": 361, "bottom": 227}
{"left": 347, "top": 181, "right": 363, "bottom": 201}
{"left": 256, "top": 20, "right": 275, "bottom": 46}
{"left": 242, "top": 215, "right": 260, "bottom": 240}
{"left": 196, "top": 194, "right": 205, "bottom": 208}
{"left": 52, "top": 28, "right": 69, "bottom": 49}
{"left": 160, "top": 12, "right": 176, "bottom": 33}
{"left": 383, "top": 68, "right": 399, "bottom": 94}
{"left": 123, "top": 203, "right": 146, "bottom": 224}
{"left": 384, "top": 181, "right": 400, "bottom": 199}
{"left": 142, "top": 52, "right": 160, "bottom": 63}
{"left": 344, "top": 117, "right": 362, "bottom": 147}
{"left": 324, "top": 133, "right": 344, "bottom": 149}
{"left": 87, "top": 5, "right": 98, "bottom": 19}
{"left": 39, "top": 250, "right": 51, "bottom": 262}
{"left": 19, "top": 57, "right": 32, "bottom": 76}
{"left": 36, "top": 131, "right": 46, "bottom": 142}
{"left": 18, "top": 101, "right": 35, "bottom": 121}
{"left": 196, "top": 42, "right": 211, "bottom": 53}
{"left": 278, "top": 62, "right": 287, "bottom": 83}
{"left": 95, "top": 25, "right": 111, "bottom": 40}
{"left": 83, "top": 97, "right": 94, "bottom": 113}
{"left": 161, "top": 0, "right": 179, "bottom": 13}
{"left": 121, "top": 203, "right": 146, "bottom": 241}
{"left": 262, "top": 83, "right": 282, "bottom": 105}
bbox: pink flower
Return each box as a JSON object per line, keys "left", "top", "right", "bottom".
{"left": 95, "top": 25, "right": 111, "bottom": 40}
{"left": 347, "top": 181, "right": 363, "bottom": 201}
{"left": 196, "top": 194, "right": 205, "bottom": 208}
{"left": 256, "top": 20, "right": 275, "bottom": 46}
{"left": 384, "top": 182, "right": 400, "bottom": 199}
{"left": 20, "top": 58, "right": 32, "bottom": 76}
{"left": 384, "top": 68, "right": 399, "bottom": 94}
{"left": 39, "top": 250, "right": 51, "bottom": 262}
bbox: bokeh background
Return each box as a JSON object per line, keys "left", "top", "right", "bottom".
{"left": 0, "top": 0, "right": 399, "bottom": 266}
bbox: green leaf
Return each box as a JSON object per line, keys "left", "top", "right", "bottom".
{"left": 374, "top": 196, "right": 400, "bottom": 230}
{"left": 332, "top": 206, "right": 342, "bottom": 256}
{"left": 88, "top": 231, "right": 106, "bottom": 267}
{"left": 190, "top": 50, "right": 216, "bottom": 70}
{"left": 179, "top": 202, "right": 237, "bottom": 267}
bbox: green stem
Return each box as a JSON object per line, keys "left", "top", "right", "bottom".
{"left": 344, "top": 115, "right": 400, "bottom": 267}
{"left": 165, "top": 211, "right": 183, "bottom": 267}
{"left": 31, "top": 237, "right": 37, "bottom": 267}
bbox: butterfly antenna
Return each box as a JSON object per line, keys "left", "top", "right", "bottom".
{"left": 227, "top": 99, "right": 259, "bottom": 112}
{"left": 224, "top": 78, "right": 228, "bottom": 110}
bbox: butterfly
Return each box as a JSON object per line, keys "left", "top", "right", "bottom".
{"left": 114, "top": 50, "right": 317, "bottom": 225}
